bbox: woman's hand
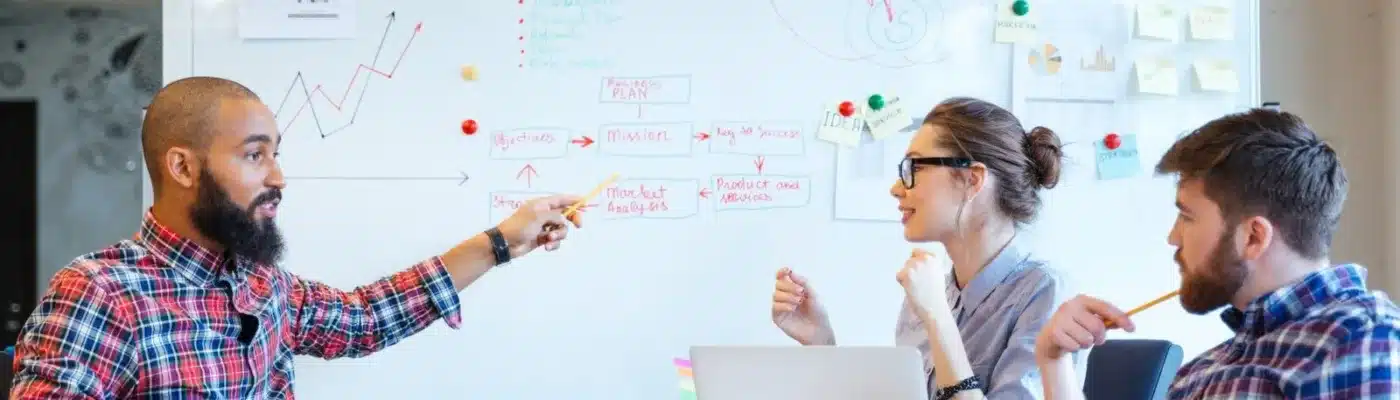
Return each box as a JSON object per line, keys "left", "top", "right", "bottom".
{"left": 896, "top": 248, "right": 949, "bottom": 320}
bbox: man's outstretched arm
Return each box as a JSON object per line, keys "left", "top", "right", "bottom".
{"left": 288, "top": 194, "right": 582, "bottom": 359}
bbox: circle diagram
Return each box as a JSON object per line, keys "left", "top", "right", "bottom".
{"left": 771, "top": 0, "right": 949, "bottom": 69}
{"left": 865, "top": 0, "right": 930, "bottom": 52}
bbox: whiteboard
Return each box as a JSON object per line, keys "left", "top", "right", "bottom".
{"left": 161, "top": 0, "right": 1258, "bottom": 398}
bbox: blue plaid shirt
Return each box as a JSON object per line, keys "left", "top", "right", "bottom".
{"left": 1169, "top": 263, "right": 1400, "bottom": 399}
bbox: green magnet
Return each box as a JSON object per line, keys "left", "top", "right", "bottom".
{"left": 1012, "top": 0, "right": 1030, "bottom": 16}
{"left": 867, "top": 94, "right": 886, "bottom": 111}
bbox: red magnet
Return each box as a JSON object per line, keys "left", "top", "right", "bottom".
{"left": 1104, "top": 133, "right": 1121, "bottom": 150}
{"left": 838, "top": 101, "right": 856, "bottom": 117}
{"left": 461, "top": 119, "right": 479, "bottom": 135}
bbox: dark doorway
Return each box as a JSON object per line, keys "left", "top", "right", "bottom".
{"left": 2, "top": 99, "right": 37, "bottom": 348}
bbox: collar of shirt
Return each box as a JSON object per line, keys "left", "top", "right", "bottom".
{"left": 946, "top": 236, "right": 1031, "bottom": 315}
{"left": 136, "top": 210, "right": 251, "bottom": 288}
{"left": 1220, "top": 263, "right": 1370, "bottom": 337}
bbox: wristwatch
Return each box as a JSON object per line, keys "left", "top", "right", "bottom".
{"left": 485, "top": 227, "right": 511, "bottom": 266}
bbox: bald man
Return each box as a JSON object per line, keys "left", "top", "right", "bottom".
{"left": 9, "top": 76, "right": 583, "bottom": 399}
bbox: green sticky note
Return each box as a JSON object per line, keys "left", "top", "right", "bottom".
{"left": 1095, "top": 134, "right": 1141, "bottom": 180}
{"left": 679, "top": 390, "right": 698, "bottom": 400}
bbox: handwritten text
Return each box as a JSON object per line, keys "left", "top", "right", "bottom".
{"left": 597, "top": 122, "right": 694, "bottom": 157}
{"left": 711, "top": 175, "right": 812, "bottom": 211}
{"left": 598, "top": 75, "right": 692, "bottom": 104}
{"left": 489, "top": 128, "right": 569, "bottom": 160}
{"left": 601, "top": 179, "right": 699, "bottom": 219}
{"left": 708, "top": 121, "right": 805, "bottom": 156}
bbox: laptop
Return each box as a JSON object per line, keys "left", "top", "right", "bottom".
{"left": 689, "top": 345, "right": 929, "bottom": 400}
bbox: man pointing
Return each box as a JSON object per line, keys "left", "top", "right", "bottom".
{"left": 10, "top": 76, "right": 582, "bottom": 399}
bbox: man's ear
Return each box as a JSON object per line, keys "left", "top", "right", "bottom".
{"left": 164, "top": 147, "right": 200, "bottom": 188}
{"left": 1238, "top": 215, "right": 1274, "bottom": 261}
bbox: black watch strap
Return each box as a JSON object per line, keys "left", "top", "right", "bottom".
{"left": 485, "top": 227, "right": 511, "bottom": 266}
{"left": 934, "top": 376, "right": 983, "bottom": 400}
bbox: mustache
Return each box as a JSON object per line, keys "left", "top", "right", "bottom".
{"left": 251, "top": 188, "right": 282, "bottom": 208}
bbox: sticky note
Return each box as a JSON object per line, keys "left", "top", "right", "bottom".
{"left": 1134, "top": 2, "right": 1179, "bottom": 42}
{"left": 863, "top": 95, "right": 912, "bottom": 140}
{"left": 1134, "top": 58, "right": 1179, "bottom": 96}
{"left": 1193, "top": 59, "right": 1239, "bottom": 93}
{"left": 1188, "top": 6, "right": 1234, "bottom": 41}
{"left": 817, "top": 107, "right": 864, "bottom": 147}
{"left": 1095, "top": 134, "right": 1141, "bottom": 180}
{"left": 993, "top": 0, "right": 1037, "bottom": 44}
{"left": 460, "top": 65, "right": 478, "bottom": 81}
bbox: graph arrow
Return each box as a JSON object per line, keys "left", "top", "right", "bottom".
{"left": 286, "top": 171, "right": 470, "bottom": 186}
{"left": 273, "top": 12, "right": 422, "bottom": 139}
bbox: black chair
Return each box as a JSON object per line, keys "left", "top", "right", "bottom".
{"left": 1083, "top": 339, "right": 1183, "bottom": 400}
{"left": 2, "top": 349, "right": 12, "bottom": 396}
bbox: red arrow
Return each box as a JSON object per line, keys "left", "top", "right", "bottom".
{"left": 694, "top": 132, "right": 710, "bottom": 141}
{"left": 699, "top": 188, "right": 711, "bottom": 199}
{"left": 516, "top": 164, "right": 538, "bottom": 187}
{"left": 753, "top": 156, "right": 766, "bottom": 174}
{"left": 572, "top": 136, "right": 595, "bottom": 148}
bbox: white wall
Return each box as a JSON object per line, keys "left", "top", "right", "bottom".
{"left": 1259, "top": 0, "right": 1397, "bottom": 293}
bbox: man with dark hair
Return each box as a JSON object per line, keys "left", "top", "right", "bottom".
{"left": 1032, "top": 108, "right": 1400, "bottom": 398}
{"left": 10, "top": 76, "right": 585, "bottom": 399}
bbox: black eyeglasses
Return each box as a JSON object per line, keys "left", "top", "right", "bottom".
{"left": 898, "top": 156, "right": 973, "bottom": 189}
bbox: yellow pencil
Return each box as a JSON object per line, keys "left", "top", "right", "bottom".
{"left": 563, "top": 173, "right": 620, "bottom": 217}
{"left": 1106, "top": 289, "right": 1179, "bottom": 328}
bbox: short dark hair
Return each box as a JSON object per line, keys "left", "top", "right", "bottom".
{"left": 142, "top": 76, "right": 261, "bottom": 195}
{"left": 1155, "top": 108, "right": 1347, "bottom": 260}
{"left": 924, "top": 97, "right": 1064, "bottom": 225}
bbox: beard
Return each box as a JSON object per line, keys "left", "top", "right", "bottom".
{"left": 189, "top": 169, "right": 284, "bottom": 266}
{"left": 1177, "top": 231, "right": 1248, "bottom": 315}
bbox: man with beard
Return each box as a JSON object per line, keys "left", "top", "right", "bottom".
{"left": 1032, "top": 108, "right": 1400, "bottom": 398}
{"left": 9, "top": 76, "right": 585, "bottom": 399}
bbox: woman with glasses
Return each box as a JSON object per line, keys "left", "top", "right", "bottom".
{"left": 769, "top": 97, "right": 1068, "bottom": 399}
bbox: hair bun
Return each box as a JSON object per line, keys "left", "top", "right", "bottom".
{"left": 1023, "top": 126, "right": 1064, "bottom": 189}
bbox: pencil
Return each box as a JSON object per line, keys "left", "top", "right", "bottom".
{"left": 563, "top": 173, "right": 620, "bottom": 217}
{"left": 1106, "top": 289, "right": 1179, "bottom": 328}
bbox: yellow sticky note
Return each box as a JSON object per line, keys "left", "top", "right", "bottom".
{"left": 993, "top": 0, "right": 1037, "bottom": 44}
{"left": 678, "top": 379, "right": 695, "bottom": 392}
{"left": 1135, "top": 58, "right": 1179, "bottom": 96}
{"left": 1188, "top": 6, "right": 1234, "bottom": 41}
{"left": 1193, "top": 59, "right": 1239, "bottom": 93}
{"left": 816, "top": 107, "right": 864, "bottom": 147}
{"left": 460, "top": 65, "right": 478, "bottom": 81}
{"left": 1135, "top": 3, "right": 1179, "bottom": 42}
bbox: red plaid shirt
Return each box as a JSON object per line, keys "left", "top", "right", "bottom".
{"left": 9, "top": 212, "right": 463, "bottom": 399}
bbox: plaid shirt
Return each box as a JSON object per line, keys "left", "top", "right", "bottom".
{"left": 9, "top": 212, "right": 463, "bottom": 399}
{"left": 1169, "top": 263, "right": 1400, "bottom": 399}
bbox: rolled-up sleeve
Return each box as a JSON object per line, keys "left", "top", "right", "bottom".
{"left": 288, "top": 256, "right": 463, "bottom": 359}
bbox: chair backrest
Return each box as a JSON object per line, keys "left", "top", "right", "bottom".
{"left": 1083, "top": 339, "right": 1184, "bottom": 400}
{"left": 2, "top": 348, "right": 12, "bottom": 396}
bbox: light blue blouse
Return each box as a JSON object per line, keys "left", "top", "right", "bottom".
{"left": 895, "top": 237, "right": 1069, "bottom": 399}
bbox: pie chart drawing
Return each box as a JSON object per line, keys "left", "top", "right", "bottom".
{"left": 1027, "top": 43, "right": 1062, "bottom": 75}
